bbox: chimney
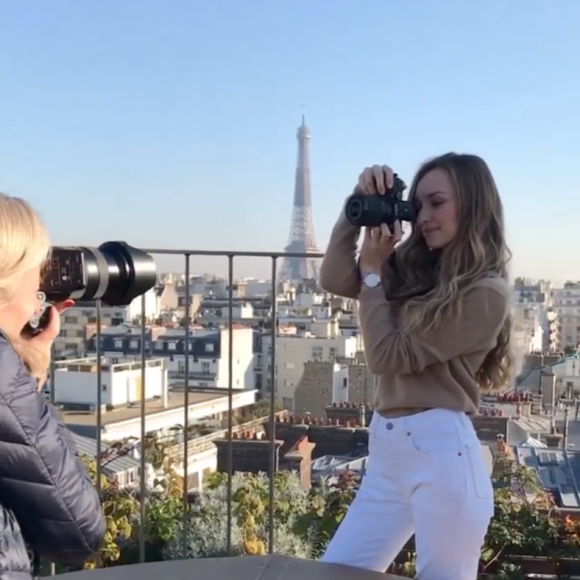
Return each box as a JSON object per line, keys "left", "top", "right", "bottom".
{"left": 471, "top": 415, "right": 509, "bottom": 443}
{"left": 213, "top": 433, "right": 283, "bottom": 474}
{"left": 524, "top": 353, "right": 543, "bottom": 371}
{"left": 563, "top": 407, "right": 570, "bottom": 449}
{"left": 540, "top": 371, "right": 556, "bottom": 409}
{"left": 325, "top": 402, "right": 365, "bottom": 426}
{"left": 280, "top": 435, "right": 315, "bottom": 489}
{"left": 523, "top": 401, "right": 531, "bottom": 417}
{"left": 359, "top": 405, "right": 367, "bottom": 427}
{"left": 162, "top": 361, "right": 169, "bottom": 408}
{"left": 545, "top": 433, "right": 563, "bottom": 449}
{"left": 530, "top": 393, "right": 543, "bottom": 415}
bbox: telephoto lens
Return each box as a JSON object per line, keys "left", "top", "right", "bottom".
{"left": 23, "top": 242, "right": 157, "bottom": 336}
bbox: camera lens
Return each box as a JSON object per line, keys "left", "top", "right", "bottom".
{"left": 345, "top": 194, "right": 391, "bottom": 228}
{"left": 344, "top": 197, "right": 365, "bottom": 225}
{"left": 76, "top": 242, "right": 157, "bottom": 306}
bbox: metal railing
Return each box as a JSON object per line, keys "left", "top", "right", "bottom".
{"left": 47, "top": 248, "right": 324, "bottom": 570}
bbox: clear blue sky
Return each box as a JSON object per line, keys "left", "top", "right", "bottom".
{"left": 0, "top": 0, "right": 578, "bottom": 279}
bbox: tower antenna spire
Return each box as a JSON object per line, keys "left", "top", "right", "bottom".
{"left": 280, "top": 114, "right": 321, "bottom": 281}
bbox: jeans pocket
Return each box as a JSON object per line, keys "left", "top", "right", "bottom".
{"left": 410, "top": 427, "right": 462, "bottom": 456}
{"left": 466, "top": 443, "right": 494, "bottom": 500}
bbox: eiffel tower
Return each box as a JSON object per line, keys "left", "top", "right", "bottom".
{"left": 279, "top": 116, "right": 321, "bottom": 281}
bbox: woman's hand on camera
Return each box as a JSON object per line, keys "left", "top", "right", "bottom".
{"left": 354, "top": 164, "right": 395, "bottom": 195}
{"left": 359, "top": 221, "right": 403, "bottom": 274}
{"left": 27, "top": 300, "right": 74, "bottom": 348}
{"left": 15, "top": 301, "right": 73, "bottom": 389}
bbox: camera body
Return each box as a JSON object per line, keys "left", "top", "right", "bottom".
{"left": 25, "top": 241, "right": 157, "bottom": 335}
{"left": 344, "top": 174, "right": 416, "bottom": 227}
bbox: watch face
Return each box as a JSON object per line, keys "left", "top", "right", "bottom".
{"left": 364, "top": 273, "right": 381, "bottom": 288}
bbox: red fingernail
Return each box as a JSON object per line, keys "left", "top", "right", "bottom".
{"left": 64, "top": 300, "right": 75, "bottom": 308}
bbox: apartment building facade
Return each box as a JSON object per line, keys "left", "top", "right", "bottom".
{"left": 551, "top": 282, "right": 580, "bottom": 350}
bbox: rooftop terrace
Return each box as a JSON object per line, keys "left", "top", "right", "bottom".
{"left": 47, "top": 248, "right": 339, "bottom": 577}
{"left": 59, "top": 389, "right": 232, "bottom": 426}
{"left": 45, "top": 247, "right": 533, "bottom": 578}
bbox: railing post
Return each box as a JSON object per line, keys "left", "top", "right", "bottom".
{"left": 95, "top": 300, "right": 103, "bottom": 568}
{"left": 49, "top": 345, "right": 56, "bottom": 577}
{"left": 268, "top": 256, "right": 278, "bottom": 553}
{"left": 182, "top": 254, "right": 191, "bottom": 553}
{"left": 226, "top": 255, "right": 234, "bottom": 554}
{"left": 139, "top": 293, "right": 147, "bottom": 563}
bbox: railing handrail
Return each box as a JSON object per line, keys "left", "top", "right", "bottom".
{"left": 141, "top": 248, "right": 325, "bottom": 258}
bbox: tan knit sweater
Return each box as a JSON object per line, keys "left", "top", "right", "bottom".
{"left": 319, "top": 208, "right": 510, "bottom": 416}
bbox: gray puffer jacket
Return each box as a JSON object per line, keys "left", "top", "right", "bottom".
{"left": 0, "top": 333, "right": 105, "bottom": 579}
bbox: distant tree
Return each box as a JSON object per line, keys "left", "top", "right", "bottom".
{"left": 480, "top": 453, "right": 580, "bottom": 578}
{"left": 77, "top": 456, "right": 139, "bottom": 570}
{"left": 162, "top": 471, "right": 310, "bottom": 560}
{"left": 294, "top": 471, "right": 359, "bottom": 559}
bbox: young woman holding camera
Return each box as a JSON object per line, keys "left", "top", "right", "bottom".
{"left": 0, "top": 193, "right": 105, "bottom": 579}
{"left": 319, "top": 153, "right": 512, "bottom": 580}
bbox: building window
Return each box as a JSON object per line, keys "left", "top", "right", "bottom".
{"left": 205, "top": 343, "right": 214, "bottom": 353}
{"left": 311, "top": 346, "right": 323, "bottom": 360}
{"left": 201, "top": 361, "right": 211, "bottom": 373}
{"left": 168, "top": 342, "right": 176, "bottom": 351}
{"left": 114, "top": 339, "right": 123, "bottom": 349}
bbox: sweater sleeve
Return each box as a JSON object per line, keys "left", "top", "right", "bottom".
{"left": 358, "top": 282, "right": 509, "bottom": 376}
{"left": 319, "top": 204, "right": 362, "bottom": 299}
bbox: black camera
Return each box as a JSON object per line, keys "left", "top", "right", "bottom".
{"left": 344, "top": 174, "right": 415, "bottom": 227}
{"left": 25, "top": 242, "right": 157, "bottom": 335}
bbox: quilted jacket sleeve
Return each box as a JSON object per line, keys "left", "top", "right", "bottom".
{"left": 0, "top": 336, "right": 105, "bottom": 564}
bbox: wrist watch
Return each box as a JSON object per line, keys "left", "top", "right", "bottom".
{"left": 362, "top": 272, "right": 381, "bottom": 288}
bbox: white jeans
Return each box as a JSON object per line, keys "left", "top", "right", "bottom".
{"left": 321, "top": 409, "right": 494, "bottom": 580}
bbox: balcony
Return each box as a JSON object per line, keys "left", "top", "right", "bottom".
{"left": 46, "top": 248, "right": 402, "bottom": 580}
{"left": 41, "top": 247, "right": 580, "bottom": 580}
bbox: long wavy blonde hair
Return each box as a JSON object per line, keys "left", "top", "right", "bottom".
{"left": 0, "top": 192, "right": 51, "bottom": 385}
{"left": 387, "top": 153, "right": 513, "bottom": 391}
